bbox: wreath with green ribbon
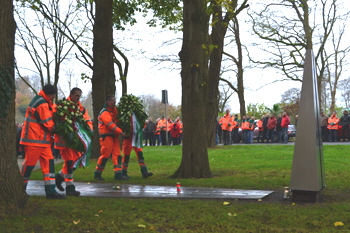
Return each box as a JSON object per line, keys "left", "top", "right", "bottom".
{"left": 53, "top": 98, "right": 93, "bottom": 152}
{"left": 117, "top": 94, "right": 148, "bottom": 137}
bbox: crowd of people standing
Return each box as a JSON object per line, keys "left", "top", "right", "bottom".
{"left": 143, "top": 116, "right": 183, "bottom": 146}
{"left": 217, "top": 110, "right": 291, "bottom": 145}
{"left": 217, "top": 109, "right": 350, "bottom": 145}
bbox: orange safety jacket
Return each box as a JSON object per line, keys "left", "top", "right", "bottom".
{"left": 241, "top": 120, "right": 250, "bottom": 130}
{"left": 219, "top": 114, "right": 233, "bottom": 131}
{"left": 158, "top": 119, "right": 167, "bottom": 131}
{"left": 20, "top": 90, "right": 55, "bottom": 148}
{"left": 257, "top": 119, "right": 263, "bottom": 131}
{"left": 98, "top": 105, "right": 122, "bottom": 138}
{"left": 179, "top": 122, "right": 183, "bottom": 134}
{"left": 54, "top": 97, "right": 93, "bottom": 149}
{"left": 231, "top": 119, "right": 238, "bottom": 130}
{"left": 328, "top": 116, "right": 339, "bottom": 130}
{"left": 154, "top": 122, "right": 161, "bottom": 135}
{"left": 167, "top": 120, "right": 173, "bottom": 131}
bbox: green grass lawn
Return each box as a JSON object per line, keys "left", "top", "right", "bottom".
{"left": 2, "top": 145, "right": 350, "bottom": 232}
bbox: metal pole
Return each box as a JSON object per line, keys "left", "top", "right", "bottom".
{"left": 165, "top": 102, "right": 168, "bottom": 145}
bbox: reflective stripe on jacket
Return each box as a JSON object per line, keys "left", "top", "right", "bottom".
{"left": 241, "top": 121, "right": 250, "bottom": 130}
{"left": 328, "top": 116, "right": 339, "bottom": 130}
{"left": 157, "top": 119, "right": 167, "bottom": 131}
{"left": 219, "top": 114, "right": 232, "bottom": 131}
{"left": 98, "top": 105, "right": 122, "bottom": 138}
{"left": 20, "top": 91, "right": 55, "bottom": 147}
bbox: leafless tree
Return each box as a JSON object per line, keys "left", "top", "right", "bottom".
{"left": 15, "top": 0, "right": 79, "bottom": 96}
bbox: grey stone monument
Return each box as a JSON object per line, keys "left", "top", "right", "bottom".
{"left": 290, "top": 49, "right": 325, "bottom": 202}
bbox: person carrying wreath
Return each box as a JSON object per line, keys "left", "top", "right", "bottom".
{"left": 94, "top": 95, "right": 126, "bottom": 180}
{"left": 54, "top": 87, "right": 93, "bottom": 196}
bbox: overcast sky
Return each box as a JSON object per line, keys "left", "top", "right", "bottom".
{"left": 15, "top": 1, "right": 348, "bottom": 114}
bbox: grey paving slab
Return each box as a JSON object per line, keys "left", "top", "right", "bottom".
{"left": 26, "top": 181, "right": 273, "bottom": 200}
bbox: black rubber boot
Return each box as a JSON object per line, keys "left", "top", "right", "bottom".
{"left": 55, "top": 173, "right": 65, "bottom": 191}
{"left": 94, "top": 171, "right": 105, "bottom": 181}
{"left": 66, "top": 185, "right": 81, "bottom": 197}
{"left": 142, "top": 172, "right": 153, "bottom": 178}
{"left": 46, "top": 193, "right": 66, "bottom": 199}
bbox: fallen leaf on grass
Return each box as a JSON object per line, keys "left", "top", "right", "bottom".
{"left": 228, "top": 213, "right": 237, "bottom": 217}
{"left": 98, "top": 210, "right": 103, "bottom": 213}
{"left": 223, "top": 202, "right": 230, "bottom": 206}
{"left": 138, "top": 224, "right": 146, "bottom": 228}
{"left": 334, "top": 221, "right": 344, "bottom": 227}
{"left": 95, "top": 214, "right": 99, "bottom": 217}
{"left": 73, "top": 220, "right": 80, "bottom": 225}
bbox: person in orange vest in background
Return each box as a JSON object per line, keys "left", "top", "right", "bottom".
{"left": 241, "top": 115, "right": 250, "bottom": 144}
{"left": 256, "top": 115, "right": 264, "bottom": 143}
{"left": 281, "top": 112, "right": 290, "bottom": 144}
{"left": 54, "top": 87, "right": 92, "bottom": 197}
{"left": 246, "top": 115, "right": 255, "bottom": 143}
{"left": 328, "top": 111, "right": 340, "bottom": 142}
{"left": 219, "top": 109, "right": 233, "bottom": 145}
{"left": 154, "top": 118, "right": 161, "bottom": 146}
{"left": 167, "top": 117, "right": 173, "bottom": 145}
{"left": 170, "top": 117, "right": 181, "bottom": 145}
{"left": 266, "top": 114, "right": 277, "bottom": 143}
{"left": 94, "top": 95, "right": 126, "bottom": 181}
{"left": 179, "top": 118, "right": 183, "bottom": 145}
{"left": 158, "top": 116, "right": 167, "bottom": 145}
{"left": 20, "top": 84, "right": 65, "bottom": 199}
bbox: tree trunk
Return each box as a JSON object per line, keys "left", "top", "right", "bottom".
{"left": 171, "top": 0, "right": 211, "bottom": 178}
{"left": 234, "top": 17, "right": 246, "bottom": 117}
{"left": 91, "top": 0, "right": 116, "bottom": 158}
{"left": 205, "top": 3, "right": 225, "bottom": 148}
{"left": 0, "top": 0, "right": 28, "bottom": 212}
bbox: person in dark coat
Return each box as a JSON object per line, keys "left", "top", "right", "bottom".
{"left": 146, "top": 117, "right": 156, "bottom": 146}
{"left": 262, "top": 114, "right": 270, "bottom": 143}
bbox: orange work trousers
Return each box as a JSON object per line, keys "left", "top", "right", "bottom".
{"left": 21, "top": 146, "right": 56, "bottom": 193}
{"left": 95, "top": 136, "right": 122, "bottom": 175}
{"left": 58, "top": 148, "right": 80, "bottom": 187}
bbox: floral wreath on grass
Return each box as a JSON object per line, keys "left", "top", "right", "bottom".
{"left": 53, "top": 98, "right": 93, "bottom": 152}
{"left": 117, "top": 94, "right": 148, "bottom": 137}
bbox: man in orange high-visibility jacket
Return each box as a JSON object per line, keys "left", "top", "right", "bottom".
{"left": 240, "top": 116, "right": 251, "bottom": 143}
{"left": 328, "top": 111, "right": 340, "bottom": 142}
{"left": 158, "top": 116, "right": 167, "bottom": 145}
{"left": 54, "top": 88, "right": 93, "bottom": 197}
{"left": 219, "top": 109, "right": 233, "bottom": 145}
{"left": 256, "top": 116, "right": 264, "bottom": 143}
{"left": 167, "top": 117, "right": 173, "bottom": 145}
{"left": 94, "top": 95, "right": 126, "bottom": 180}
{"left": 20, "top": 84, "right": 65, "bottom": 199}
{"left": 154, "top": 118, "right": 161, "bottom": 146}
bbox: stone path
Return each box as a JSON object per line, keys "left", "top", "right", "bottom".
{"left": 26, "top": 180, "right": 273, "bottom": 200}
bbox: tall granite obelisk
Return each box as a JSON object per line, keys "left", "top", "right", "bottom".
{"left": 290, "top": 49, "right": 325, "bottom": 202}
